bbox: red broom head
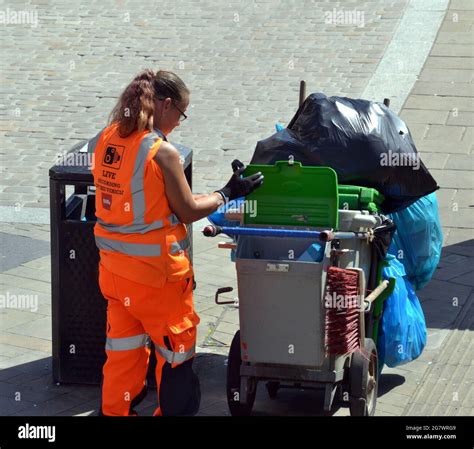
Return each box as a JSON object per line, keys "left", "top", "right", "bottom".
{"left": 324, "top": 267, "right": 361, "bottom": 355}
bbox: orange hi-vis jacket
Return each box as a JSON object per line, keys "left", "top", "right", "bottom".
{"left": 90, "top": 123, "right": 193, "bottom": 288}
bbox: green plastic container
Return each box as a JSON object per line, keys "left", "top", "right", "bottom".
{"left": 338, "top": 185, "right": 385, "bottom": 213}
{"left": 243, "top": 161, "right": 384, "bottom": 226}
{"left": 243, "top": 161, "right": 339, "bottom": 228}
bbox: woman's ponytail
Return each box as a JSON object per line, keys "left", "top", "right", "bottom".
{"left": 109, "top": 69, "right": 189, "bottom": 138}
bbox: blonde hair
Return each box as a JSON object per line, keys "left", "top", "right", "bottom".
{"left": 109, "top": 69, "right": 189, "bottom": 138}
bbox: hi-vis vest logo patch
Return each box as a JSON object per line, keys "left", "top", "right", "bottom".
{"left": 102, "top": 144, "right": 124, "bottom": 170}
{"left": 102, "top": 193, "right": 113, "bottom": 210}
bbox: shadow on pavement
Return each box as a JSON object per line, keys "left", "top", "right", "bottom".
{"left": 418, "top": 239, "right": 474, "bottom": 332}
{"left": 378, "top": 374, "right": 406, "bottom": 398}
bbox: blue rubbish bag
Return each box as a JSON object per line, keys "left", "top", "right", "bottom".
{"left": 378, "top": 255, "right": 427, "bottom": 368}
{"left": 388, "top": 192, "right": 442, "bottom": 291}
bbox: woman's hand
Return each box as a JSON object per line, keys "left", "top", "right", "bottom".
{"left": 215, "top": 159, "right": 264, "bottom": 202}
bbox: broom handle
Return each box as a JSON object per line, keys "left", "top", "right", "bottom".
{"left": 299, "top": 80, "right": 306, "bottom": 106}
{"left": 364, "top": 280, "right": 389, "bottom": 304}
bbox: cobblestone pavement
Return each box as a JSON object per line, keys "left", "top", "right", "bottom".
{"left": 1, "top": 0, "right": 408, "bottom": 208}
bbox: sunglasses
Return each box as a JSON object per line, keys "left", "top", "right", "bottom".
{"left": 157, "top": 97, "right": 187, "bottom": 122}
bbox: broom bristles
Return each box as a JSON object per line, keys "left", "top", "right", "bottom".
{"left": 325, "top": 267, "right": 361, "bottom": 355}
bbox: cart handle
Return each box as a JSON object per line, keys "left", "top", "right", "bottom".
{"left": 203, "top": 225, "right": 371, "bottom": 242}
{"left": 215, "top": 287, "right": 235, "bottom": 305}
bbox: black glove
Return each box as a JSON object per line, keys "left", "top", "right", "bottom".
{"left": 215, "top": 159, "right": 264, "bottom": 202}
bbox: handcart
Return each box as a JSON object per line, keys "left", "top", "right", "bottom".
{"left": 203, "top": 161, "right": 396, "bottom": 416}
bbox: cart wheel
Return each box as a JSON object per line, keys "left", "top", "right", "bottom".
{"left": 349, "top": 338, "right": 378, "bottom": 416}
{"left": 337, "top": 383, "right": 350, "bottom": 405}
{"left": 266, "top": 381, "right": 280, "bottom": 399}
{"left": 226, "top": 331, "right": 256, "bottom": 416}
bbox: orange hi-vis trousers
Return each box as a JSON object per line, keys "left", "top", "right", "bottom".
{"left": 98, "top": 264, "right": 201, "bottom": 416}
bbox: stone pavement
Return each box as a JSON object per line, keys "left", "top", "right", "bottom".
{"left": 1, "top": 0, "right": 409, "bottom": 209}
{"left": 396, "top": 0, "right": 474, "bottom": 416}
{"left": 0, "top": 0, "right": 472, "bottom": 417}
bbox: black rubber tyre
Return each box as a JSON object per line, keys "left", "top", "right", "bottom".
{"left": 349, "top": 338, "right": 378, "bottom": 416}
{"left": 226, "top": 331, "right": 256, "bottom": 416}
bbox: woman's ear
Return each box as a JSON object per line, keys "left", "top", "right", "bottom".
{"left": 163, "top": 97, "right": 172, "bottom": 111}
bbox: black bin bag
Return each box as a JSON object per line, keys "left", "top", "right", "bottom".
{"left": 250, "top": 93, "right": 439, "bottom": 213}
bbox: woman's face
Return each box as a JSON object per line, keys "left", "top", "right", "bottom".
{"left": 154, "top": 94, "right": 189, "bottom": 136}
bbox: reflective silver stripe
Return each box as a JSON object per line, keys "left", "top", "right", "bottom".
{"left": 168, "top": 214, "right": 180, "bottom": 226}
{"left": 131, "top": 133, "right": 159, "bottom": 226}
{"left": 170, "top": 237, "right": 190, "bottom": 255}
{"left": 87, "top": 128, "right": 105, "bottom": 154}
{"left": 106, "top": 334, "right": 148, "bottom": 351}
{"left": 97, "top": 217, "right": 165, "bottom": 235}
{"left": 156, "top": 344, "right": 195, "bottom": 364}
{"left": 96, "top": 236, "right": 161, "bottom": 257}
{"left": 96, "top": 213, "right": 180, "bottom": 235}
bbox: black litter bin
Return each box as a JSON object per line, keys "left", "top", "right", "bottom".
{"left": 50, "top": 139, "right": 193, "bottom": 385}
